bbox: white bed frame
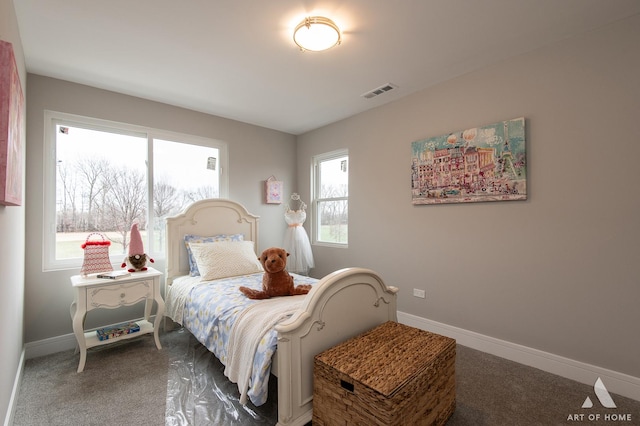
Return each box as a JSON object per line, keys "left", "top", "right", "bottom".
{"left": 165, "top": 199, "right": 398, "bottom": 426}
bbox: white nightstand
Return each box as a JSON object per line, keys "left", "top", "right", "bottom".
{"left": 69, "top": 267, "right": 165, "bottom": 372}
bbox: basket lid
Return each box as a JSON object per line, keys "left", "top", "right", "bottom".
{"left": 315, "top": 321, "right": 455, "bottom": 397}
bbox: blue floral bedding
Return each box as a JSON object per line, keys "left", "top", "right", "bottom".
{"left": 178, "top": 272, "right": 317, "bottom": 406}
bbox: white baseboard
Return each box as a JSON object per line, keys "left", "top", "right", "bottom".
{"left": 3, "top": 348, "right": 25, "bottom": 426}
{"left": 398, "top": 311, "right": 640, "bottom": 402}
{"left": 24, "top": 333, "right": 77, "bottom": 360}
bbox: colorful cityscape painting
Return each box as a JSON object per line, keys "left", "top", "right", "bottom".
{"left": 411, "top": 117, "right": 526, "bottom": 205}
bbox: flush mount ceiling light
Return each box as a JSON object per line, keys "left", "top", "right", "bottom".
{"left": 293, "top": 16, "right": 341, "bottom": 52}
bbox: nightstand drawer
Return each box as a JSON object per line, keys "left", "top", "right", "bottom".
{"left": 88, "top": 280, "right": 151, "bottom": 309}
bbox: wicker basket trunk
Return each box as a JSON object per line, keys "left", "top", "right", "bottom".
{"left": 313, "top": 321, "right": 456, "bottom": 426}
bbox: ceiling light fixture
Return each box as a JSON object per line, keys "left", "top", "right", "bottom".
{"left": 293, "top": 16, "right": 341, "bottom": 52}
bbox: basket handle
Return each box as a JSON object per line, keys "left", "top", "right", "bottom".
{"left": 85, "top": 232, "right": 107, "bottom": 242}
{"left": 81, "top": 232, "right": 111, "bottom": 248}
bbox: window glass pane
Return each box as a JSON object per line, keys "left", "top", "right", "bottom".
{"left": 152, "top": 139, "right": 220, "bottom": 252}
{"left": 319, "top": 156, "right": 348, "bottom": 198}
{"left": 317, "top": 200, "right": 348, "bottom": 244}
{"left": 314, "top": 151, "right": 349, "bottom": 246}
{"left": 46, "top": 112, "right": 228, "bottom": 270}
{"left": 55, "top": 124, "right": 147, "bottom": 260}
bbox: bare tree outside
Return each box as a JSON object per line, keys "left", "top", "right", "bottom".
{"left": 315, "top": 154, "right": 349, "bottom": 244}
{"left": 53, "top": 123, "right": 221, "bottom": 261}
{"left": 56, "top": 161, "right": 77, "bottom": 232}
{"left": 75, "top": 157, "right": 110, "bottom": 231}
{"left": 102, "top": 167, "right": 147, "bottom": 254}
{"left": 318, "top": 183, "right": 348, "bottom": 243}
{"left": 153, "top": 180, "right": 180, "bottom": 253}
{"left": 154, "top": 180, "right": 179, "bottom": 221}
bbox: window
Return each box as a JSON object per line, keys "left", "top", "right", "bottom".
{"left": 312, "top": 150, "right": 348, "bottom": 246}
{"left": 44, "top": 111, "right": 228, "bottom": 270}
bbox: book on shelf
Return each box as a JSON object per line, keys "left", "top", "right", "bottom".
{"left": 96, "top": 321, "right": 141, "bottom": 341}
{"left": 96, "top": 271, "right": 131, "bottom": 279}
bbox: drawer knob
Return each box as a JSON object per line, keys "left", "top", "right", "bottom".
{"left": 120, "top": 293, "right": 126, "bottom": 298}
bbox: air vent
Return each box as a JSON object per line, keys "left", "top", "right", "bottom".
{"left": 361, "top": 83, "right": 398, "bottom": 99}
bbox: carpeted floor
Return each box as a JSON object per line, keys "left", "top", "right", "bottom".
{"left": 12, "top": 328, "right": 640, "bottom": 425}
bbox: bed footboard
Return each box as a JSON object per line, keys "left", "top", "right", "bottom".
{"left": 274, "top": 267, "right": 398, "bottom": 426}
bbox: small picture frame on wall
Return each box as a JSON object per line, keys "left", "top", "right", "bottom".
{"left": 265, "top": 176, "right": 283, "bottom": 204}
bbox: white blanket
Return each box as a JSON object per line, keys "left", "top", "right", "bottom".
{"left": 165, "top": 275, "right": 201, "bottom": 325}
{"left": 224, "top": 295, "right": 306, "bottom": 405}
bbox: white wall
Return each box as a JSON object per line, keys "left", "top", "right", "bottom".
{"left": 0, "top": 0, "right": 26, "bottom": 422}
{"left": 297, "top": 15, "right": 640, "bottom": 380}
{"left": 24, "top": 75, "right": 298, "bottom": 343}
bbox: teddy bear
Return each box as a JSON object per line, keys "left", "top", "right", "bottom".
{"left": 121, "top": 223, "right": 154, "bottom": 272}
{"left": 239, "top": 247, "right": 312, "bottom": 299}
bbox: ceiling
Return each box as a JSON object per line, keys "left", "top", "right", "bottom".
{"left": 13, "top": 1, "right": 640, "bottom": 135}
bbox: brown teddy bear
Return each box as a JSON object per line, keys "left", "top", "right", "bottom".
{"left": 239, "top": 247, "right": 312, "bottom": 299}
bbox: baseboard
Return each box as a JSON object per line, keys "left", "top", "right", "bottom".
{"left": 398, "top": 311, "right": 640, "bottom": 402}
{"left": 3, "top": 348, "right": 25, "bottom": 426}
{"left": 24, "top": 333, "right": 77, "bottom": 360}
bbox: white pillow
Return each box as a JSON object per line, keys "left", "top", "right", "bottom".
{"left": 188, "top": 241, "right": 263, "bottom": 280}
{"left": 184, "top": 234, "right": 244, "bottom": 276}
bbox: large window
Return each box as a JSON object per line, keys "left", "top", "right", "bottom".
{"left": 312, "top": 150, "right": 348, "bottom": 246}
{"left": 44, "top": 111, "right": 228, "bottom": 270}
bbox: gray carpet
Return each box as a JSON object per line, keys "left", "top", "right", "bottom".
{"left": 13, "top": 332, "right": 174, "bottom": 426}
{"left": 449, "top": 347, "right": 639, "bottom": 425}
{"left": 12, "top": 328, "right": 640, "bottom": 425}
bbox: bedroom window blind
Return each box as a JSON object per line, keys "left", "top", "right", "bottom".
{"left": 43, "top": 111, "right": 228, "bottom": 271}
{"left": 312, "top": 149, "right": 349, "bottom": 247}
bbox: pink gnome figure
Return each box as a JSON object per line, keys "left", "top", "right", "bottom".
{"left": 121, "top": 223, "right": 154, "bottom": 272}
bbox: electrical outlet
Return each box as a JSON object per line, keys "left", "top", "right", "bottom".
{"left": 413, "top": 288, "right": 426, "bottom": 299}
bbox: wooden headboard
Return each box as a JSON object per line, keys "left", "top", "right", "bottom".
{"left": 165, "top": 199, "right": 260, "bottom": 284}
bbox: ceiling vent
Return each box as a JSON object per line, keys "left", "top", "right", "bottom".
{"left": 361, "top": 83, "right": 398, "bottom": 99}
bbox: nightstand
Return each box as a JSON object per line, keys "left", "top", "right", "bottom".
{"left": 69, "top": 267, "right": 165, "bottom": 372}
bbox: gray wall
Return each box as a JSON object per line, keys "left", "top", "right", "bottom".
{"left": 24, "top": 75, "right": 298, "bottom": 342}
{"left": 297, "top": 15, "right": 640, "bottom": 379}
{"left": 7, "top": 6, "right": 639, "bottom": 421}
{"left": 0, "top": 0, "right": 26, "bottom": 422}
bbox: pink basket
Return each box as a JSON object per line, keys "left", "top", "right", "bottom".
{"left": 80, "top": 233, "right": 113, "bottom": 276}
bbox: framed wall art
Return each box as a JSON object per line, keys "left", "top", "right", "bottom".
{"left": 265, "top": 175, "right": 283, "bottom": 204}
{"left": 411, "top": 117, "right": 526, "bottom": 205}
{"left": 0, "top": 40, "right": 24, "bottom": 206}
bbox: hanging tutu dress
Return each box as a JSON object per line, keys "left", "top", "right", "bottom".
{"left": 283, "top": 195, "right": 315, "bottom": 275}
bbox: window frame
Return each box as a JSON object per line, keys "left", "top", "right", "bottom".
{"left": 43, "top": 110, "right": 228, "bottom": 271}
{"left": 311, "top": 149, "right": 349, "bottom": 248}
